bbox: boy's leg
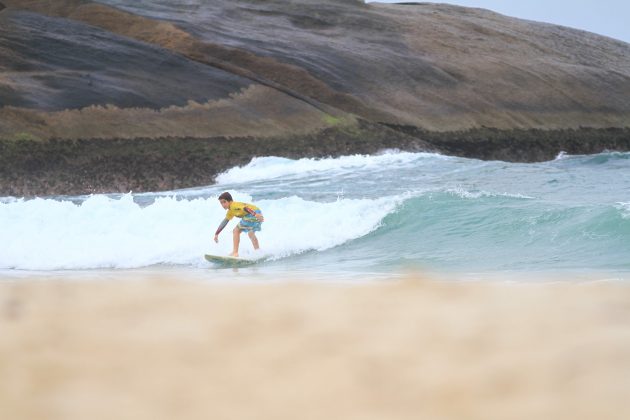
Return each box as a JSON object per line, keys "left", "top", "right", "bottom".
{"left": 230, "top": 227, "right": 241, "bottom": 257}
{"left": 248, "top": 231, "right": 260, "bottom": 250}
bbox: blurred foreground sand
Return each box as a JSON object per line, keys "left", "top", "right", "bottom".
{"left": 1, "top": 276, "right": 629, "bottom": 420}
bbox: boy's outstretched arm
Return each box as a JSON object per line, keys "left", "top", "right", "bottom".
{"left": 214, "top": 218, "right": 229, "bottom": 243}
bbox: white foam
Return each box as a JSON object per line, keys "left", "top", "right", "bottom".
{"left": 0, "top": 192, "right": 402, "bottom": 270}
{"left": 554, "top": 151, "right": 568, "bottom": 160}
{"left": 444, "top": 187, "right": 534, "bottom": 200}
{"left": 215, "top": 151, "right": 447, "bottom": 184}
{"left": 616, "top": 202, "right": 630, "bottom": 219}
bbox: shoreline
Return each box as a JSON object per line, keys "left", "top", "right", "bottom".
{"left": 2, "top": 125, "right": 630, "bottom": 197}
{"left": 1, "top": 275, "right": 629, "bottom": 420}
{"left": 2, "top": 266, "right": 629, "bottom": 283}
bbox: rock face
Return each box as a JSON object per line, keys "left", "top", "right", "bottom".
{"left": 1, "top": 0, "right": 630, "bottom": 195}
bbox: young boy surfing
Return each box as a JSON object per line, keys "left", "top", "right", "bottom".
{"left": 214, "top": 192, "right": 264, "bottom": 257}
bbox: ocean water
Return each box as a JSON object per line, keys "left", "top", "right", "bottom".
{"left": 1, "top": 151, "right": 629, "bottom": 280}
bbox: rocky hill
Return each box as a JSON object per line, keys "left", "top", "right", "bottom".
{"left": 1, "top": 0, "right": 629, "bottom": 195}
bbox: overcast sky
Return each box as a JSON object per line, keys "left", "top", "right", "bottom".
{"left": 367, "top": 1, "right": 630, "bottom": 43}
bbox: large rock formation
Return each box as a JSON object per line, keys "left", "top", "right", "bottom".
{"left": 1, "top": 0, "right": 629, "bottom": 195}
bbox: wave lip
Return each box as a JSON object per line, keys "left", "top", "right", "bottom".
{"left": 215, "top": 152, "right": 449, "bottom": 184}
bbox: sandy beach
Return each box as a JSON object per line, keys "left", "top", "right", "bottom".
{"left": 1, "top": 274, "right": 629, "bottom": 420}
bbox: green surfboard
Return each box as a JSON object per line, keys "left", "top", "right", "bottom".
{"left": 204, "top": 254, "right": 257, "bottom": 267}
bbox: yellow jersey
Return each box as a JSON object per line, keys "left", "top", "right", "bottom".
{"left": 225, "top": 201, "right": 260, "bottom": 220}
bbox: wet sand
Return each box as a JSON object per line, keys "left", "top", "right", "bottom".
{"left": 1, "top": 275, "right": 629, "bottom": 420}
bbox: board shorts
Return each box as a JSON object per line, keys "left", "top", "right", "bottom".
{"left": 238, "top": 210, "right": 262, "bottom": 233}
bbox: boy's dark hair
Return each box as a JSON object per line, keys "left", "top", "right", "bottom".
{"left": 218, "top": 192, "right": 233, "bottom": 202}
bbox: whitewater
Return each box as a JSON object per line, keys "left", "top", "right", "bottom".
{"left": 1, "top": 151, "right": 629, "bottom": 278}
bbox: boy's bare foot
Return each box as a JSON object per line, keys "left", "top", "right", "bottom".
{"left": 229, "top": 252, "right": 239, "bottom": 257}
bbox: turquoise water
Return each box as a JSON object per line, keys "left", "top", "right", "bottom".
{"left": 1, "top": 151, "right": 629, "bottom": 278}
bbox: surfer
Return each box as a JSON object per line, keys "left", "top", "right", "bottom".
{"left": 214, "top": 192, "right": 265, "bottom": 257}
